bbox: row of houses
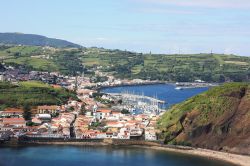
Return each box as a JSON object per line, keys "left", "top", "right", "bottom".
{"left": 73, "top": 108, "right": 157, "bottom": 141}
{"left": 0, "top": 106, "right": 61, "bottom": 118}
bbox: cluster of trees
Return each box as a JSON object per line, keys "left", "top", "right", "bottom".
{"left": 54, "top": 50, "right": 84, "bottom": 76}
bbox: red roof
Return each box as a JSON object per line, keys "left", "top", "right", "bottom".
{"left": 3, "top": 118, "right": 26, "bottom": 125}
{"left": 3, "top": 108, "right": 23, "bottom": 113}
{"left": 97, "top": 109, "right": 112, "bottom": 113}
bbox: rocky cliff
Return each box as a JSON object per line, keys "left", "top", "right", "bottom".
{"left": 158, "top": 83, "right": 250, "bottom": 155}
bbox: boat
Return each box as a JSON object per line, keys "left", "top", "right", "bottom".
{"left": 175, "top": 87, "right": 183, "bottom": 90}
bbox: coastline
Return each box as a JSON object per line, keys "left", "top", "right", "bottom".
{"left": 2, "top": 140, "right": 249, "bottom": 166}
{"left": 139, "top": 146, "right": 250, "bottom": 166}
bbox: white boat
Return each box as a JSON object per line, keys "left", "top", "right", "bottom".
{"left": 175, "top": 87, "right": 183, "bottom": 90}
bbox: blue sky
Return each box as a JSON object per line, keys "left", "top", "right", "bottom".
{"left": 1, "top": 0, "right": 250, "bottom": 56}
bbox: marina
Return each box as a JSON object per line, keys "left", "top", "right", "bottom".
{"left": 101, "top": 84, "right": 209, "bottom": 110}
{"left": 107, "top": 91, "right": 166, "bottom": 114}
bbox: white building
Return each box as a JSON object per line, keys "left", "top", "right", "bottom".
{"left": 95, "top": 109, "right": 112, "bottom": 120}
{"left": 145, "top": 127, "right": 157, "bottom": 141}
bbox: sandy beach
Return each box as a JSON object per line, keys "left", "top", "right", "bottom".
{"left": 144, "top": 146, "right": 250, "bottom": 166}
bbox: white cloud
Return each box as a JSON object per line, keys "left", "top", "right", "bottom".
{"left": 137, "top": 0, "right": 250, "bottom": 9}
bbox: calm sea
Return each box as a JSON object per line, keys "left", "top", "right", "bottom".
{"left": 101, "top": 83, "right": 209, "bottom": 108}
{"left": 0, "top": 146, "right": 233, "bottom": 166}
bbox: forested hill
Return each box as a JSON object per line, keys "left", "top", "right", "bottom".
{"left": 0, "top": 33, "right": 81, "bottom": 48}
{"left": 157, "top": 83, "right": 250, "bottom": 155}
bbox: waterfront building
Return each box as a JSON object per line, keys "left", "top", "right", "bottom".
{"left": 145, "top": 127, "right": 157, "bottom": 141}
{"left": 117, "top": 127, "right": 130, "bottom": 139}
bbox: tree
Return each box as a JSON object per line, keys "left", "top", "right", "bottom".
{"left": 14, "top": 52, "right": 21, "bottom": 58}
{"left": 23, "top": 103, "right": 31, "bottom": 120}
{"left": 121, "top": 109, "right": 130, "bottom": 114}
{"left": 117, "top": 99, "right": 122, "bottom": 104}
{"left": 80, "top": 103, "right": 87, "bottom": 115}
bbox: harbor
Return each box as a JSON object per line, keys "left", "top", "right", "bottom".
{"left": 107, "top": 91, "right": 166, "bottom": 115}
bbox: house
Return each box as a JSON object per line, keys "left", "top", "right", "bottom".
{"left": 130, "top": 126, "right": 143, "bottom": 137}
{"left": 37, "top": 105, "right": 60, "bottom": 114}
{"left": 106, "top": 121, "right": 124, "bottom": 128}
{"left": 31, "top": 118, "right": 42, "bottom": 125}
{"left": 106, "top": 111, "right": 123, "bottom": 120}
{"left": 145, "top": 127, "right": 157, "bottom": 141}
{"left": 81, "top": 130, "right": 98, "bottom": 139}
{"left": 0, "top": 108, "right": 23, "bottom": 118}
{"left": 117, "top": 127, "right": 130, "bottom": 139}
{"left": 2, "top": 118, "right": 26, "bottom": 127}
{"left": 106, "top": 132, "right": 118, "bottom": 139}
{"left": 36, "top": 114, "right": 52, "bottom": 122}
{"left": 96, "top": 132, "right": 107, "bottom": 139}
{"left": 0, "top": 126, "right": 14, "bottom": 132}
{"left": 95, "top": 109, "right": 112, "bottom": 120}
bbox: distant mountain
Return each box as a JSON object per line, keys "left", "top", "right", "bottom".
{"left": 158, "top": 83, "right": 250, "bottom": 155}
{"left": 0, "top": 33, "right": 82, "bottom": 48}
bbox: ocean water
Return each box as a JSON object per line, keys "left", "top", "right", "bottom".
{"left": 0, "top": 146, "right": 233, "bottom": 166}
{"left": 101, "top": 83, "right": 209, "bottom": 109}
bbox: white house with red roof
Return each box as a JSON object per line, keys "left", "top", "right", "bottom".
{"left": 2, "top": 118, "right": 26, "bottom": 127}
{"left": 95, "top": 109, "right": 112, "bottom": 120}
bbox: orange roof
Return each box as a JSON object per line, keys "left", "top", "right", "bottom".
{"left": 107, "top": 121, "right": 119, "bottom": 125}
{"left": 3, "top": 118, "right": 26, "bottom": 124}
{"left": 3, "top": 108, "right": 23, "bottom": 113}
{"left": 97, "top": 109, "right": 112, "bottom": 113}
{"left": 37, "top": 105, "right": 58, "bottom": 110}
{"left": 51, "top": 85, "right": 61, "bottom": 89}
{"left": 112, "top": 111, "right": 121, "bottom": 114}
{"left": 127, "top": 120, "right": 139, "bottom": 124}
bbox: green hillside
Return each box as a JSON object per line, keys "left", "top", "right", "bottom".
{"left": 1, "top": 45, "right": 250, "bottom": 82}
{"left": 0, "top": 81, "right": 77, "bottom": 110}
{"left": 157, "top": 83, "right": 250, "bottom": 155}
{"left": 0, "top": 33, "right": 82, "bottom": 48}
{"left": 0, "top": 45, "right": 84, "bottom": 75}
{"left": 82, "top": 48, "right": 250, "bottom": 82}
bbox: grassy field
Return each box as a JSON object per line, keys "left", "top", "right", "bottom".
{"left": 0, "top": 81, "right": 77, "bottom": 110}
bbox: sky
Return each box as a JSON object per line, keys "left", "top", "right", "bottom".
{"left": 0, "top": 0, "right": 250, "bottom": 56}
